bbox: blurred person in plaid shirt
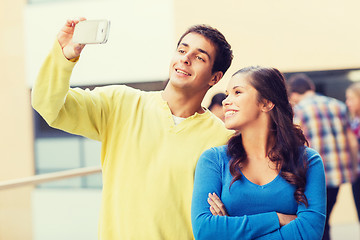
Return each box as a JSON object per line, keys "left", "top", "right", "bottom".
{"left": 288, "top": 73, "right": 358, "bottom": 240}
{"left": 345, "top": 83, "right": 360, "bottom": 221}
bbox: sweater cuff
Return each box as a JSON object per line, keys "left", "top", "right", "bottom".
{"left": 52, "top": 39, "right": 78, "bottom": 71}
{"left": 248, "top": 212, "right": 280, "bottom": 235}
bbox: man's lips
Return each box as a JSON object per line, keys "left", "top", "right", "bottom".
{"left": 175, "top": 68, "right": 191, "bottom": 76}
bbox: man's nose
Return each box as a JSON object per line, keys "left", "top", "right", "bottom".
{"left": 180, "top": 54, "right": 191, "bottom": 65}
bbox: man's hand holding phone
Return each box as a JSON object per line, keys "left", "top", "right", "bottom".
{"left": 57, "top": 18, "right": 111, "bottom": 60}
{"left": 57, "top": 18, "right": 87, "bottom": 60}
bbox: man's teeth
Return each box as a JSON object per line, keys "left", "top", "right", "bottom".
{"left": 176, "top": 69, "right": 190, "bottom": 76}
{"left": 225, "top": 111, "right": 236, "bottom": 117}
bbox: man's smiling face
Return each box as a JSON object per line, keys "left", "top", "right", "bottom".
{"left": 168, "top": 32, "right": 219, "bottom": 94}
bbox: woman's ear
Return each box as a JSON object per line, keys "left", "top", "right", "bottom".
{"left": 261, "top": 99, "right": 275, "bottom": 112}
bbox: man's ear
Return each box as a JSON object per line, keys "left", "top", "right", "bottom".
{"left": 261, "top": 99, "right": 275, "bottom": 112}
{"left": 209, "top": 71, "right": 223, "bottom": 87}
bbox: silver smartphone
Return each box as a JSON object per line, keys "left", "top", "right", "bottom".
{"left": 72, "top": 19, "right": 110, "bottom": 44}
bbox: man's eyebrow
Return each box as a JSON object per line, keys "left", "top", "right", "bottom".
{"left": 197, "top": 48, "right": 211, "bottom": 60}
{"left": 179, "top": 43, "right": 211, "bottom": 60}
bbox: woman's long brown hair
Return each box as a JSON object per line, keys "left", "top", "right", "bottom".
{"left": 227, "top": 66, "right": 309, "bottom": 206}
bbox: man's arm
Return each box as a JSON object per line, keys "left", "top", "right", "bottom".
{"left": 32, "top": 18, "right": 87, "bottom": 125}
{"left": 31, "top": 18, "right": 110, "bottom": 141}
{"left": 346, "top": 128, "right": 359, "bottom": 175}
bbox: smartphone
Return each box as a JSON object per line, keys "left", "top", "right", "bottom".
{"left": 72, "top": 19, "right": 110, "bottom": 44}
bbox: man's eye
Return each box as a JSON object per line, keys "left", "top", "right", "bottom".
{"left": 196, "top": 56, "right": 205, "bottom": 62}
{"left": 235, "top": 91, "right": 241, "bottom": 94}
{"left": 178, "top": 49, "right": 185, "bottom": 54}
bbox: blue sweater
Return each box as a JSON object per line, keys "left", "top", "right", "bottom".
{"left": 191, "top": 145, "right": 326, "bottom": 240}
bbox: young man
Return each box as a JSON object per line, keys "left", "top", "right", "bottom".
{"left": 287, "top": 73, "right": 357, "bottom": 240}
{"left": 32, "top": 19, "right": 233, "bottom": 239}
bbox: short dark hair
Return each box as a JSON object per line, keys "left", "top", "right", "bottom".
{"left": 287, "top": 73, "right": 315, "bottom": 94}
{"left": 177, "top": 25, "right": 233, "bottom": 75}
{"left": 208, "top": 93, "right": 226, "bottom": 110}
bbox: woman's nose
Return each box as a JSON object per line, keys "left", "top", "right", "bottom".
{"left": 222, "top": 96, "right": 231, "bottom": 106}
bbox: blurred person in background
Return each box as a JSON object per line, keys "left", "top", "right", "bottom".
{"left": 345, "top": 82, "right": 360, "bottom": 222}
{"left": 208, "top": 92, "right": 226, "bottom": 122}
{"left": 191, "top": 66, "right": 326, "bottom": 239}
{"left": 31, "top": 18, "right": 234, "bottom": 240}
{"left": 288, "top": 73, "right": 358, "bottom": 240}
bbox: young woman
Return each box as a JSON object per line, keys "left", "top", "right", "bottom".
{"left": 345, "top": 83, "right": 360, "bottom": 221}
{"left": 191, "top": 66, "right": 326, "bottom": 239}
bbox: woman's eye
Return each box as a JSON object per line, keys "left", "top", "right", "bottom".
{"left": 178, "top": 49, "right": 185, "bottom": 54}
{"left": 235, "top": 91, "right": 241, "bottom": 94}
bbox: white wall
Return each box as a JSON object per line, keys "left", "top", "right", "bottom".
{"left": 32, "top": 189, "right": 102, "bottom": 240}
{"left": 25, "top": 0, "right": 174, "bottom": 87}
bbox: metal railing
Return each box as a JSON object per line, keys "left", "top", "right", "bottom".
{"left": 0, "top": 166, "right": 101, "bottom": 190}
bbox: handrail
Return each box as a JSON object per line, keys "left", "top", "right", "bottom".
{"left": 0, "top": 166, "right": 102, "bottom": 190}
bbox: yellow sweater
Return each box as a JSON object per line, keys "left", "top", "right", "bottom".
{"left": 32, "top": 41, "right": 232, "bottom": 240}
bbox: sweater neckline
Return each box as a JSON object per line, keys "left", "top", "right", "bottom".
{"left": 239, "top": 170, "right": 282, "bottom": 189}
{"left": 155, "top": 91, "right": 211, "bottom": 120}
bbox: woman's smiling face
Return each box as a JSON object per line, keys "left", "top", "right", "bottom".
{"left": 223, "top": 73, "right": 263, "bottom": 131}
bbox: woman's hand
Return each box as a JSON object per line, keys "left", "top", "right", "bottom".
{"left": 207, "top": 193, "right": 228, "bottom": 216}
{"left": 208, "top": 192, "right": 297, "bottom": 226}
{"left": 276, "top": 212, "right": 297, "bottom": 226}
